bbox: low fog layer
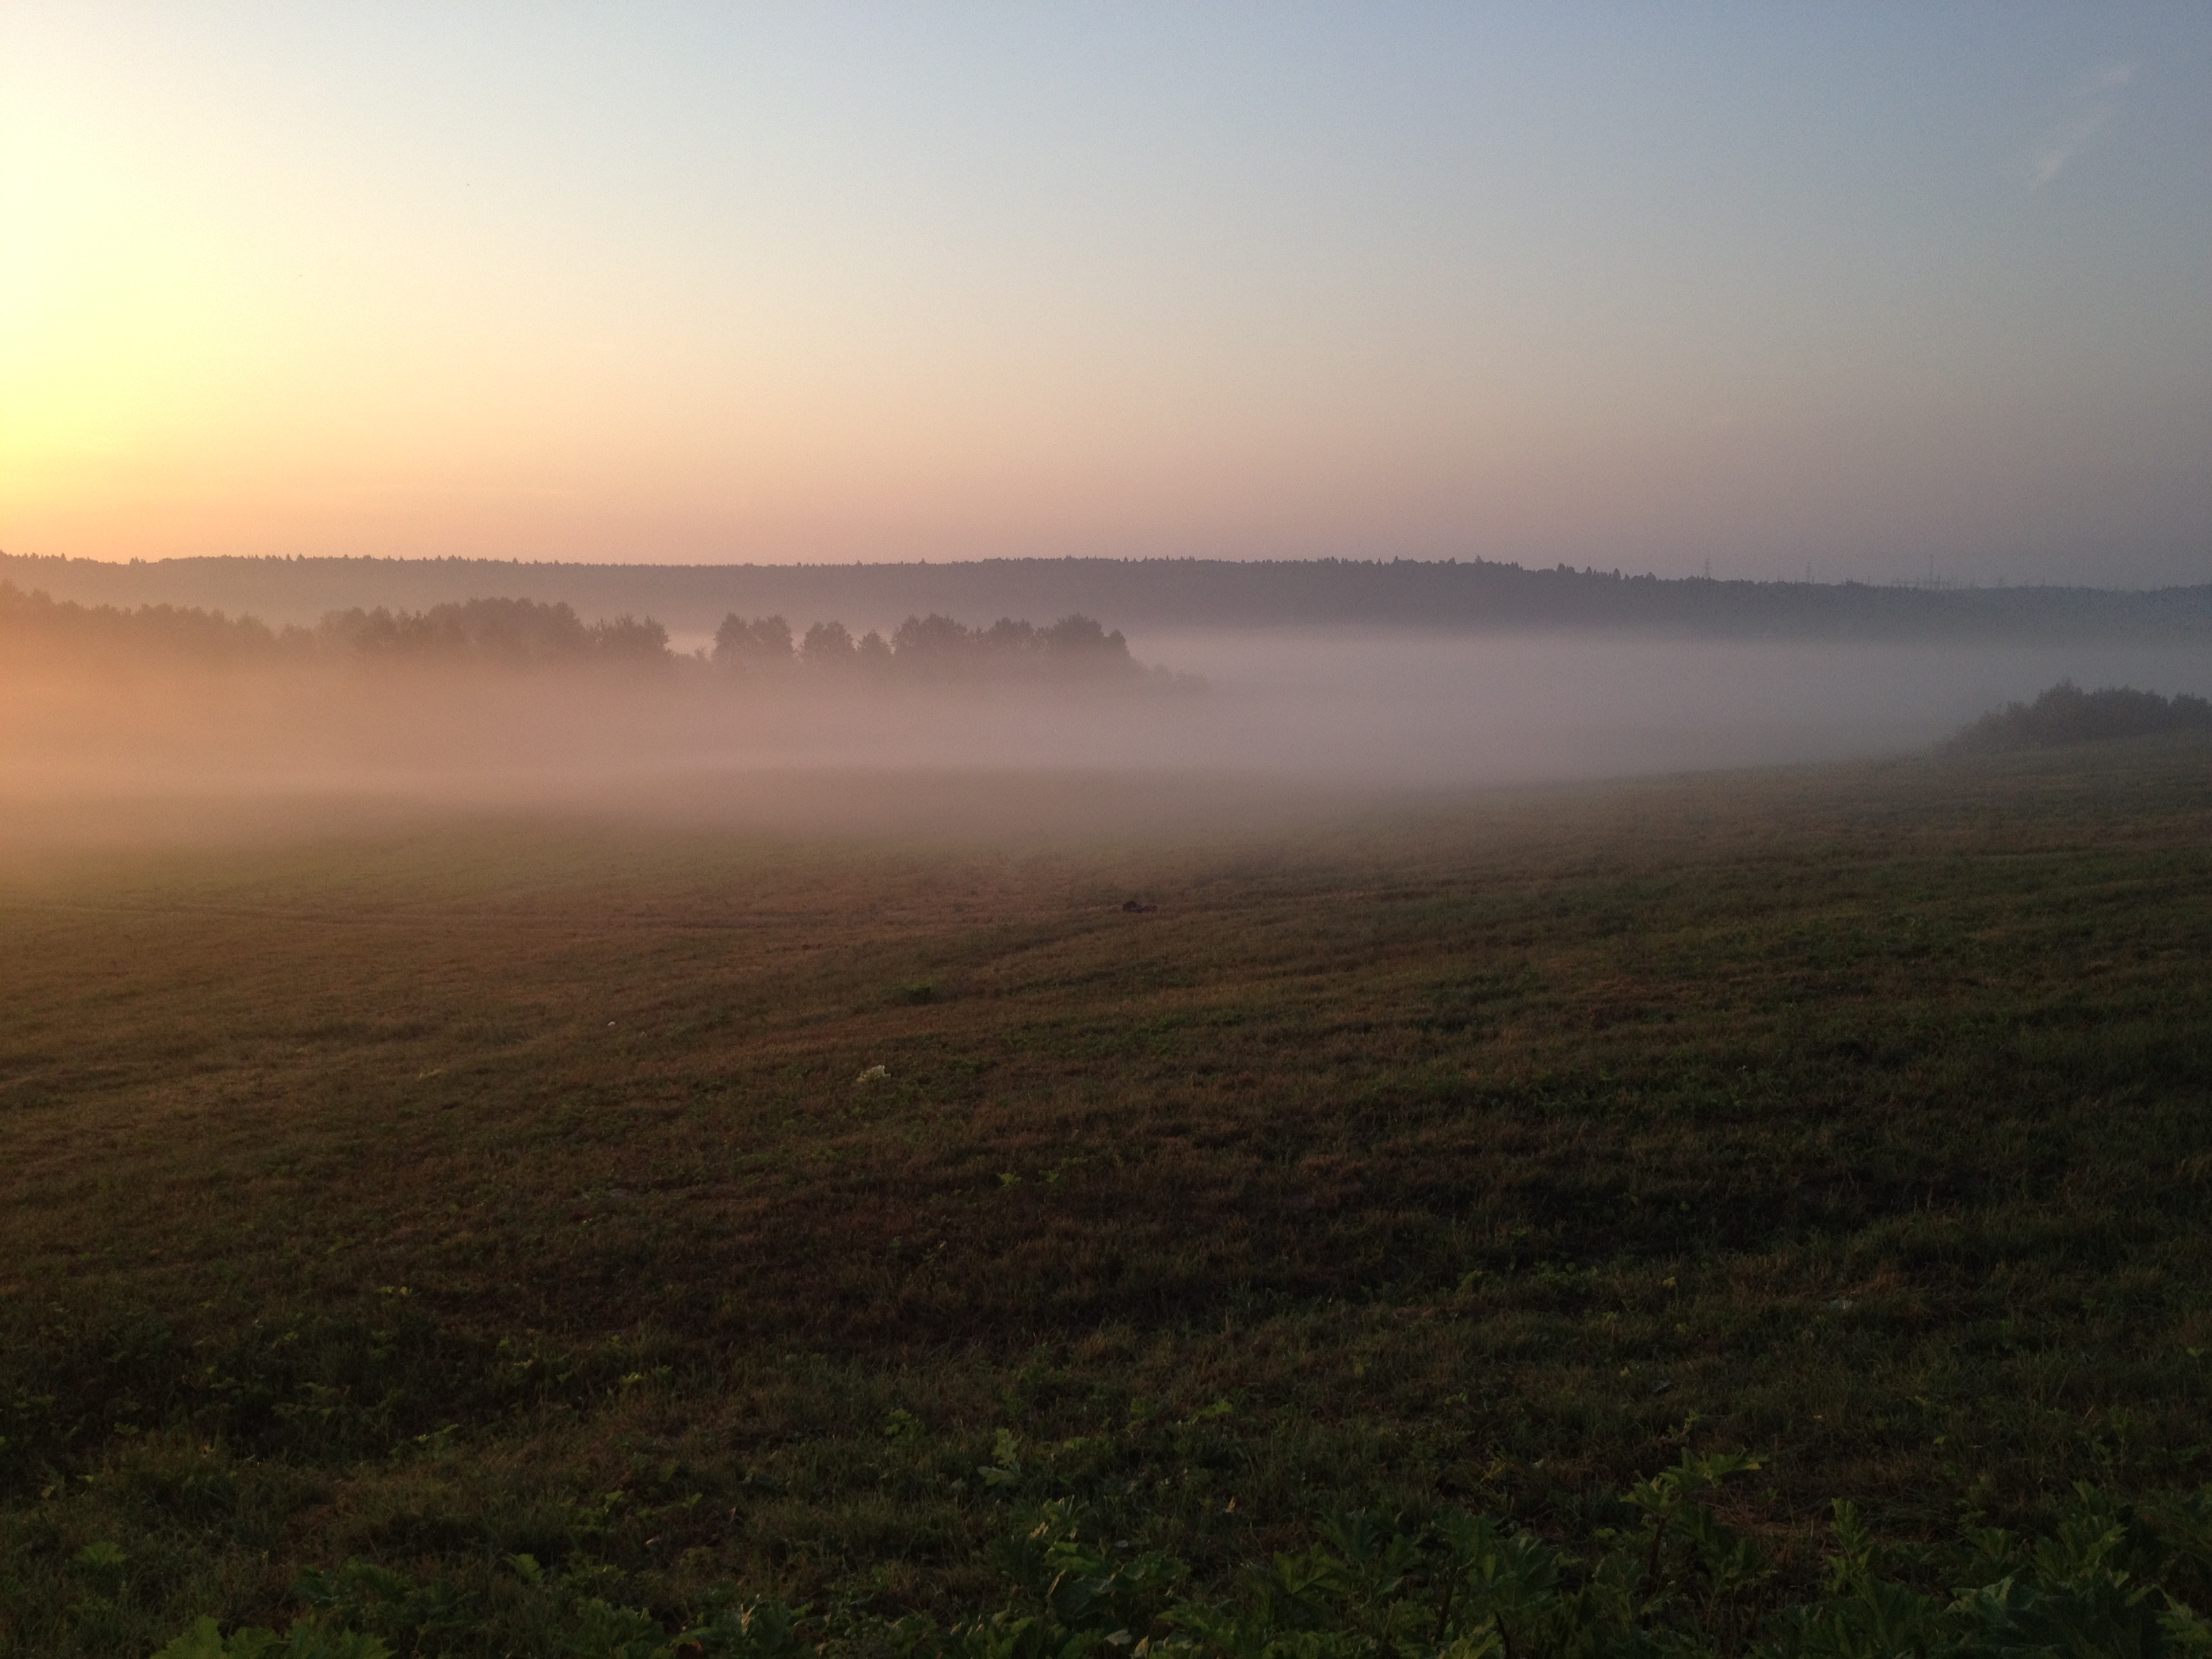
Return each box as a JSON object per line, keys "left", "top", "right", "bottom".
{"left": 5, "top": 619, "right": 2208, "bottom": 832}
{"left": 1131, "top": 631, "right": 2212, "bottom": 780}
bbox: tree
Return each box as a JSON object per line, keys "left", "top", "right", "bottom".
{"left": 591, "top": 614, "right": 671, "bottom": 663}
{"left": 800, "top": 620, "right": 856, "bottom": 665}
{"left": 890, "top": 613, "right": 972, "bottom": 657}
{"left": 1040, "top": 614, "right": 1128, "bottom": 659}
{"left": 714, "top": 613, "right": 794, "bottom": 670}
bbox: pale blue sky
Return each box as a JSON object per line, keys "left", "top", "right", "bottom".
{"left": 4, "top": 3, "right": 2208, "bottom": 581}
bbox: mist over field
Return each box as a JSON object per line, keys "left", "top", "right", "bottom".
{"left": 5, "top": 615, "right": 2207, "bottom": 855}
{"left": 9, "top": 558, "right": 2208, "bottom": 857}
{"left": 1129, "top": 629, "right": 2212, "bottom": 781}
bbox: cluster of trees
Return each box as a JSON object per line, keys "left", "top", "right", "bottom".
{"left": 0, "top": 578, "right": 290, "bottom": 663}
{"left": 713, "top": 609, "right": 1135, "bottom": 677}
{"left": 1, "top": 580, "right": 1154, "bottom": 687}
{"left": 0, "top": 583, "right": 671, "bottom": 669}
{"left": 1948, "top": 680, "right": 2212, "bottom": 751}
{"left": 320, "top": 597, "right": 670, "bottom": 665}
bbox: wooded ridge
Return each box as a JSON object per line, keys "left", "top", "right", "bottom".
{"left": 6, "top": 552, "right": 2207, "bottom": 640}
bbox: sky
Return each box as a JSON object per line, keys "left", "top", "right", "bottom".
{"left": 3, "top": 3, "right": 2209, "bottom": 586}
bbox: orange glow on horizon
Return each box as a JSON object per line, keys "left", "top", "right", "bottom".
{"left": 3, "top": 7, "right": 2207, "bottom": 581}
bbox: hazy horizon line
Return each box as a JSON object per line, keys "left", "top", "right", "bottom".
{"left": 5, "top": 548, "right": 2205, "bottom": 597}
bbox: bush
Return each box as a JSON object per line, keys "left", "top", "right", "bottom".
{"left": 1949, "top": 681, "right": 2212, "bottom": 752}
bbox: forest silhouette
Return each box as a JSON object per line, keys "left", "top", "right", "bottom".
{"left": 0, "top": 581, "right": 1150, "bottom": 686}
{"left": 9, "top": 552, "right": 2212, "bottom": 644}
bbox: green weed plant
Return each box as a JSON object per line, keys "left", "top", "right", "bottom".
{"left": 152, "top": 1461, "right": 2212, "bottom": 1659}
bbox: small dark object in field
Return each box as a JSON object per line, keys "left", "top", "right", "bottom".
{"left": 897, "top": 982, "right": 937, "bottom": 1005}
{"left": 1121, "top": 899, "right": 1157, "bottom": 913}
{"left": 1947, "top": 680, "right": 2212, "bottom": 752}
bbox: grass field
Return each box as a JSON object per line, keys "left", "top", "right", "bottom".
{"left": 4, "top": 741, "right": 2211, "bottom": 1656}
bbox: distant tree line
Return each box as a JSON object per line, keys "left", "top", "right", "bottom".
{"left": 321, "top": 597, "right": 671, "bottom": 665}
{"left": 0, "top": 578, "right": 294, "bottom": 662}
{"left": 1948, "top": 680, "right": 2212, "bottom": 752}
{"left": 0, "top": 580, "right": 1154, "bottom": 686}
{"left": 12, "top": 551, "right": 2212, "bottom": 643}
{"left": 0, "top": 583, "right": 669, "bottom": 668}
{"left": 712, "top": 609, "right": 1136, "bottom": 678}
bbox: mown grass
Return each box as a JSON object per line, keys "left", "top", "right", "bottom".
{"left": 3, "top": 740, "right": 2211, "bottom": 1654}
